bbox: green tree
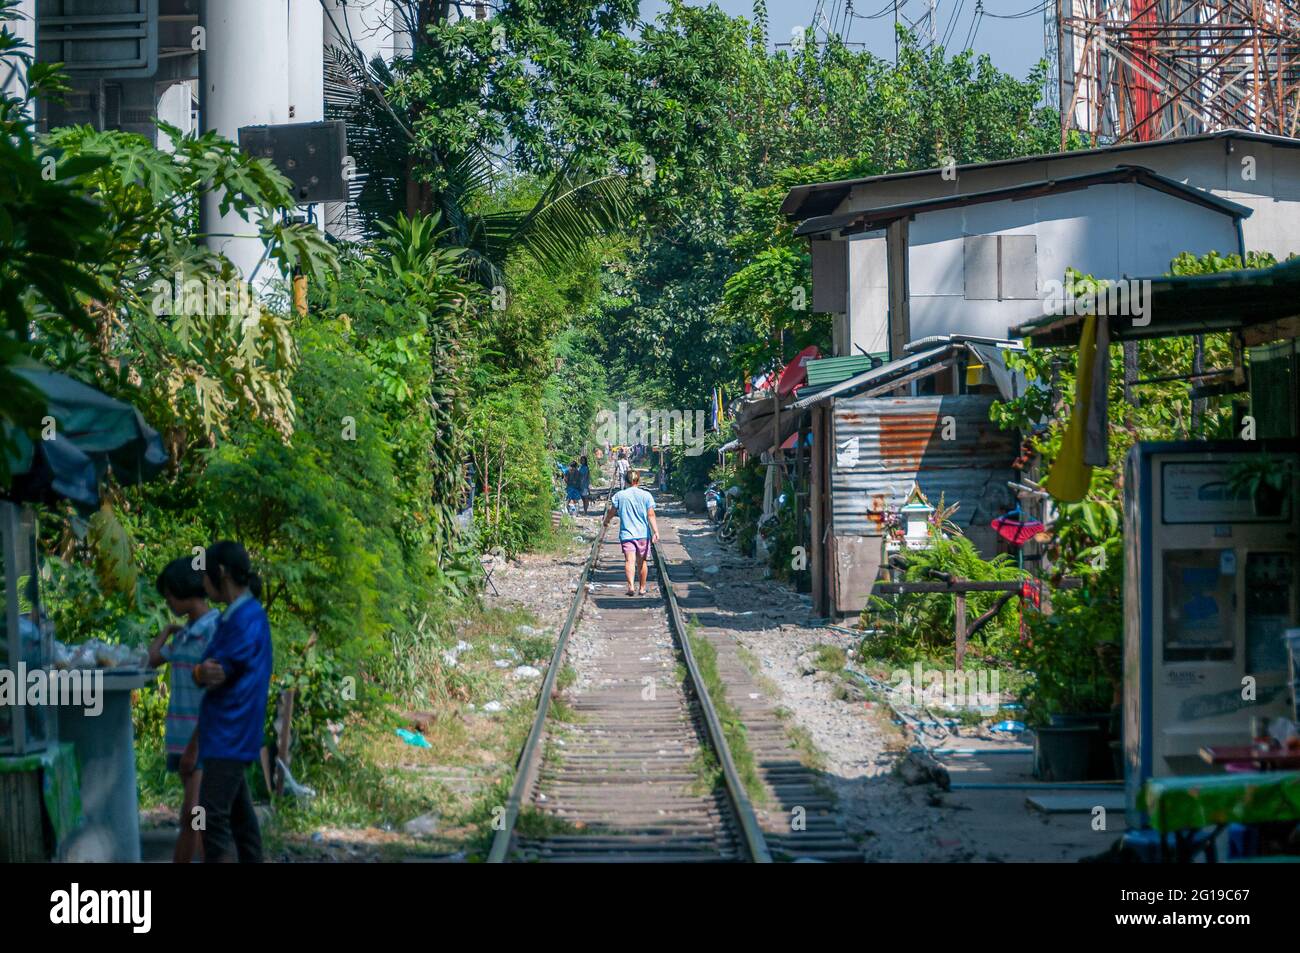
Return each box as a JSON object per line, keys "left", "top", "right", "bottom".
{"left": 0, "top": 3, "right": 109, "bottom": 481}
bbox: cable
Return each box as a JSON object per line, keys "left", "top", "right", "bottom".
{"left": 848, "top": 0, "right": 902, "bottom": 18}
{"left": 940, "top": 0, "right": 966, "bottom": 47}
{"left": 963, "top": 0, "right": 983, "bottom": 50}
{"left": 981, "top": 0, "right": 1050, "bottom": 18}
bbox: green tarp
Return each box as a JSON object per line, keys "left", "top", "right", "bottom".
{"left": 2, "top": 364, "right": 167, "bottom": 508}
{"left": 1143, "top": 771, "right": 1300, "bottom": 832}
{"left": 0, "top": 742, "right": 82, "bottom": 844}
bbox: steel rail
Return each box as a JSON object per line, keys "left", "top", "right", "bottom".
{"left": 486, "top": 522, "right": 606, "bottom": 864}
{"left": 651, "top": 541, "right": 774, "bottom": 864}
{"left": 487, "top": 520, "right": 773, "bottom": 863}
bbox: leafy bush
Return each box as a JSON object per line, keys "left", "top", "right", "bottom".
{"left": 1010, "top": 556, "right": 1123, "bottom": 724}
{"left": 864, "top": 532, "right": 1025, "bottom": 664}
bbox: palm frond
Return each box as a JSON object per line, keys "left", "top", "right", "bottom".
{"left": 323, "top": 45, "right": 407, "bottom": 236}
{"left": 511, "top": 172, "right": 634, "bottom": 272}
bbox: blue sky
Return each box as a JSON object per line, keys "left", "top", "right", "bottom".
{"left": 639, "top": 0, "right": 1050, "bottom": 85}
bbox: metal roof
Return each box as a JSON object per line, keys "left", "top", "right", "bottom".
{"left": 790, "top": 338, "right": 1027, "bottom": 410}
{"left": 1012, "top": 256, "right": 1300, "bottom": 347}
{"left": 829, "top": 394, "right": 1017, "bottom": 555}
{"left": 781, "top": 129, "right": 1300, "bottom": 220}
{"left": 793, "top": 166, "right": 1252, "bottom": 239}
{"left": 788, "top": 345, "right": 953, "bottom": 409}
{"left": 805, "top": 354, "right": 881, "bottom": 388}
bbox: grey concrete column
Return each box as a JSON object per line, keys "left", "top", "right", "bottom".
{"left": 288, "top": 0, "right": 324, "bottom": 231}
{"left": 200, "top": 0, "right": 290, "bottom": 281}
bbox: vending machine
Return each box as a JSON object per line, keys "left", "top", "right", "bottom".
{"left": 1123, "top": 440, "right": 1299, "bottom": 825}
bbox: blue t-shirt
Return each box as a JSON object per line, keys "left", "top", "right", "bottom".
{"left": 198, "top": 595, "right": 273, "bottom": 763}
{"left": 611, "top": 487, "right": 655, "bottom": 541}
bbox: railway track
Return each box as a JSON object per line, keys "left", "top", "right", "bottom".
{"left": 487, "top": 524, "right": 772, "bottom": 863}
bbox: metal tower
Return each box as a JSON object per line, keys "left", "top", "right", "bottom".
{"left": 1058, "top": 0, "right": 1300, "bottom": 147}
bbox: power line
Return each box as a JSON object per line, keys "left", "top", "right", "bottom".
{"left": 962, "top": 0, "right": 983, "bottom": 50}
{"left": 981, "top": 0, "right": 1050, "bottom": 18}
{"left": 940, "top": 0, "right": 966, "bottom": 47}
{"left": 848, "top": 0, "right": 902, "bottom": 19}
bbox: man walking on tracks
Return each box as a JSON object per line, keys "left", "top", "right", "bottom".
{"left": 603, "top": 469, "right": 659, "bottom": 597}
{"left": 614, "top": 449, "right": 630, "bottom": 490}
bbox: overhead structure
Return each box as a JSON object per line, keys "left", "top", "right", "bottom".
{"left": 1058, "top": 0, "right": 1300, "bottom": 146}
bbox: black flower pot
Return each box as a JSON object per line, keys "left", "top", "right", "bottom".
{"left": 1033, "top": 724, "right": 1101, "bottom": 782}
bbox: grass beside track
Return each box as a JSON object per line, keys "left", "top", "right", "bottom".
{"left": 686, "top": 623, "right": 765, "bottom": 807}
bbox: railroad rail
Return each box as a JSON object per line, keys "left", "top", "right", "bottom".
{"left": 486, "top": 523, "right": 772, "bottom": 863}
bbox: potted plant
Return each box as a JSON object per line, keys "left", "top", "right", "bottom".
{"left": 1227, "top": 455, "right": 1292, "bottom": 518}
{"left": 1016, "top": 588, "right": 1122, "bottom": 782}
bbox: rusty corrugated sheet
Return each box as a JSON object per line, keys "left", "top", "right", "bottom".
{"left": 830, "top": 394, "right": 1016, "bottom": 557}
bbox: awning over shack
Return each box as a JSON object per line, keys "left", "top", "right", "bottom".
{"left": 791, "top": 337, "right": 1026, "bottom": 410}
{"left": 1012, "top": 257, "right": 1300, "bottom": 347}
{"left": 733, "top": 391, "right": 802, "bottom": 455}
{"left": 3, "top": 365, "right": 168, "bottom": 508}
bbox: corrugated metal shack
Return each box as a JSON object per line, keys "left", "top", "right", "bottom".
{"left": 791, "top": 338, "right": 1025, "bottom": 619}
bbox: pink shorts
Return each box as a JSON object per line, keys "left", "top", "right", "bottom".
{"left": 620, "top": 538, "right": 650, "bottom": 558}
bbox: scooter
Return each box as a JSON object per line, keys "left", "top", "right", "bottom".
{"left": 714, "top": 485, "right": 743, "bottom": 543}
{"left": 704, "top": 482, "right": 722, "bottom": 523}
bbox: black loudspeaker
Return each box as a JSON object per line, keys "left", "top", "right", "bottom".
{"left": 237, "top": 120, "right": 349, "bottom": 204}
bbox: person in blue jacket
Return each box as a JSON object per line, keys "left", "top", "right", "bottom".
{"left": 192, "top": 541, "right": 273, "bottom": 863}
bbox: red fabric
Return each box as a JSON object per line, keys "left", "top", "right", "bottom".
{"left": 991, "top": 515, "right": 1044, "bottom": 547}
{"left": 776, "top": 345, "right": 822, "bottom": 398}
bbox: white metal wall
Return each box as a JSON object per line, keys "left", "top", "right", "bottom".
{"left": 902, "top": 181, "right": 1243, "bottom": 342}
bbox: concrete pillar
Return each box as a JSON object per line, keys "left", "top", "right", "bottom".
{"left": 0, "top": 0, "right": 36, "bottom": 113}
{"left": 156, "top": 82, "right": 195, "bottom": 152}
{"left": 322, "top": 0, "right": 392, "bottom": 241}
{"left": 288, "top": 0, "right": 323, "bottom": 124}
{"left": 288, "top": 0, "right": 324, "bottom": 230}
{"left": 389, "top": 2, "right": 414, "bottom": 59}
{"left": 200, "top": 0, "right": 291, "bottom": 281}
{"left": 323, "top": 0, "right": 391, "bottom": 65}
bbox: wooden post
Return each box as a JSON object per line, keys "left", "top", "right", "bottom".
{"left": 1123, "top": 341, "right": 1139, "bottom": 407}
{"left": 274, "top": 689, "right": 296, "bottom": 797}
{"left": 809, "top": 406, "right": 826, "bottom": 616}
{"left": 292, "top": 269, "right": 308, "bottom": 317}
{"left": 954, "top": 589, "right": 967, "bottom": 670}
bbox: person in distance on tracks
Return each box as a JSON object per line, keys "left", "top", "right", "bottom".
{"left": 603, "top": 468, "right": 660, "bottom": 597}
{"left": 564, "top": 459, "right": 584, "bottom": 515}
{"left": 614, "top": 448, "right": 630, "bottom": 490}
{"left": 577, "top": 454, "right": 592, "bottom": 514}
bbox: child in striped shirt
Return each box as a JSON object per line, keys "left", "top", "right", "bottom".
{"left": 148, "top": 557, "right": 220, "bottom": 864}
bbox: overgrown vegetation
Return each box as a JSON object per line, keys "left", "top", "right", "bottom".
{"left": 990, "top": 250, "right": 1284, "bottom": 723}
{"left": 1, "top": 0, "right": 1100, "bottom": 843}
